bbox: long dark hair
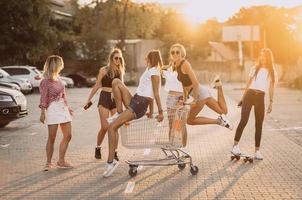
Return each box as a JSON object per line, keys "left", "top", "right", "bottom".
{"left": 254, "top": 48, "right": 276, "bottom": 84}
{"left": 107, "top": 48, "right": 125, "bottom": 78}
{"left": 147, "top": 50, "right": 163, "bottom": 68}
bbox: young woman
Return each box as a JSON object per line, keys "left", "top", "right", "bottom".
{"left": 39, "top": 55, "right": 73, "bottom": 171}
{"left": 231, "top": 48, "right": 277, "bottom": 160}
{"left": 103, "top": 50, "right": 164, "bottom": 177}
{"left": 161, "top": 62, "right": 187, "bottom": 146}
{"left": 84, "top": 48, "right": 124, "bottom": 160}
{"left": 169, "top": 43, "right": 233, "bottom": 129}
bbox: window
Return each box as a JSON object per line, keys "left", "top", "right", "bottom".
{"left": 3, "top": 68, "right": 30, "bottom": 75}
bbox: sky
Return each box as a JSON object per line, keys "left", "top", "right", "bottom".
{"left": 78, "top": 0, "right": 302, "bottom": 23}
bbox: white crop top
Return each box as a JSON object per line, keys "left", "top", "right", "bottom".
{"left": 136, "top": 67, "right": 160, "bottom": 99}
{"left": 249, "top": 67, "right": 273, "bottom": 93}
{"left": 162, "top": 68, "right": 183, "bottom": 93}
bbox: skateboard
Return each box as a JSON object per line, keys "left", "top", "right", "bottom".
{"left": 230, "top": 152, "right": 253, "bottom": 163}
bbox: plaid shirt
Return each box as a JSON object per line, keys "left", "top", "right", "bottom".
{"left": 39, "top": 78, "right": 68, "bottom": 109}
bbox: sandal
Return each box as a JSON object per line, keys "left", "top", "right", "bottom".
{"left": 57, "top": 161, "right": 73, "bottom": 169}
{"left": 43, "top": 163, "right": 53, "bottom": 171}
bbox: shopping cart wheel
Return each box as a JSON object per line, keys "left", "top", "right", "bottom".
{"left": 178, "top": 163, "right": 186, "bottom": 170}
{"left": 129, "top": 168, "right": 137, "bottom": 177}
{"left": 190, "top": 166, "right": 199, "bottom": 175}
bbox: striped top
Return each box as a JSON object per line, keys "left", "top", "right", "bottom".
{"left": 39, "top": 78, "right": 68, "bottom": 109}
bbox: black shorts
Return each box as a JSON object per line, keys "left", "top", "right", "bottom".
{"left": 128, "top": 94, "right": 149, "bottom": 119}
{"left": 98, "top": 91, "right": 116, "bottom": 110}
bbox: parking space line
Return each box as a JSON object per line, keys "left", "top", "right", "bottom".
{"left": 27, "top": 132, "right": 38, "bottom": 136}
{"left": 124, "top": 181, "right": 135, "bottom": 194}
{"left": 0, "top": 144, "right": 10, "bottom": 148}
{"left": 143, "top": 148, "right": 151, "bottom": 155}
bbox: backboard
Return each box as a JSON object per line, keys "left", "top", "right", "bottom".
{"left": 222, "top": 25, "right": 260, "bottom": 42}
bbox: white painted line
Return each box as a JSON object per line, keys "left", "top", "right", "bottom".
{"left": 0, "top": 144, "right": 10, "bottom": 148}
{"left": 143, "top": 148, "right": 151, "bottom": 155}
{"left": 124, "top": 181, "right": 135, "bottom": 194}
{"left": 27, "top": 132, "right": 38, "bottom": 136}
{"left": 267, "top": 127, "right": 302, "bottom": 131}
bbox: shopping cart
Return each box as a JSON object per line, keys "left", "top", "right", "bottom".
{"left": 120, "top": 106, "right": 199, "bottom": 177}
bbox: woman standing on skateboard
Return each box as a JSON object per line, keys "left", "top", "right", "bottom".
{"left": 169, "top": 43, "right": 233, "bottom": 130}
{"left": 231, "top": 48, "right": 277, "bottom": 160}
{"left": 84, "top": 48, "right": 125, "bottom": 160}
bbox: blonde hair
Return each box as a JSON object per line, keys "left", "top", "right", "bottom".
{"left": 170, "top": 43, "right": 187, "bottom": 58}
{"left": 43, "top": 55, "right": 64, "bottom": 80}
{"left": 107, "top": 48, "right": 125, "bottom": 78}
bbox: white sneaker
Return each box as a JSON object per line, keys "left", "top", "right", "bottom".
{"left": 103, "top": 159, "right": 119, "bottom": 177}
{"left": 231, "top": 145, "right": 241, "bottom": 156}
{"left": 218, "top": 114, "right": 234, "bottom": 130}
{"left": 211, "top": 75, "right": 222, "bottom": 89}
{"left": 107, "top": 113, "right": 120, "bottom": 124}
{"left": 255, "top": 150, "right": 263, "bottom": 160}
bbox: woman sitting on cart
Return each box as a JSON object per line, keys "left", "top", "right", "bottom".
{"left": 170, "top": 43, "right": 234, "bottom": 129}
{"left": 103, "top": 49, "right": 164, "bottom": 177}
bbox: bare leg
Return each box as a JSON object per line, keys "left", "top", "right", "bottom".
{"left": 205, "top": 90, "right": 228, "bottom": 115}
{"left": 110, "top": 109, "right": 119, "bottom": 151}
{"left": 107, "top": 110, "right": 135, "bottom": 162}
{"left": 58, "top": 122, "right": 72, "bottom": 164}
{"left": 112, "top": 79, "right": 132, "bottom": 113}
{"left": 46, "top": 124, "right": 58, "bottom": 163}
{"left": 187, "top": 99, "right": 220, "bottom": 125}
{"left": 97, "top": 106, "right": 111, "bottom": 146}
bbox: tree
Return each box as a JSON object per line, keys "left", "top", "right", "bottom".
{"left": 0, "top": 0, "right": 57, "bottom": 65}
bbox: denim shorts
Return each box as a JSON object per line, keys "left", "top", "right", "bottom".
{"left": 98, "top": 91, "right": 116, "bottom": 110}
{"left": 128, "top": 94, "right": 149, "bottom": 119}
{"left": 166, "top": 94, "right": 183, "bottom": 109}
{"left": 190, "top": 85, "right": 211, "bottom": 101}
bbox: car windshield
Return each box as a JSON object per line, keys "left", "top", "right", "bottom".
{"left": 0, "top": 69, "right": 10, "bottom": 77}
{"left": 32, "top": 68, "right": 42, "bottom": 75}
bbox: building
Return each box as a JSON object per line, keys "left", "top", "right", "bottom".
{"left": 49, "top": 0, "right": 74, "bottom": 20}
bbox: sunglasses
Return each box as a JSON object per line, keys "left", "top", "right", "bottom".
{"left": 113, "top": 57, "right": 121, "bottom": 61}
{"left": 171, "top": 50, "right": 180, "bottom": 55}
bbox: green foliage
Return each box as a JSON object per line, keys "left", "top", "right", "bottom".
{"left": 0, "top": 0, "right": 57, "bottom": 65}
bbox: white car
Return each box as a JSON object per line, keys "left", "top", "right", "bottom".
{"left": 0, "top": 69, "right": 32, "bottom": 94}
{"left": 60, "top": 76, "right": 74, "bottom": 88}
{"left": 1, "top": 66, "right": 43, "bottom": 88}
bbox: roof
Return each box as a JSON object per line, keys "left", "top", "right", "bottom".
{"left": 208, "top": 42, "right": 238, "bottom": 61}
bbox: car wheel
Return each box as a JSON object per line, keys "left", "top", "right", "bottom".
{"left": 0, "top": 122, "right": 10, "bottom": 128}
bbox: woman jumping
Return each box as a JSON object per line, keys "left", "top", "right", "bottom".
{"left": 169, "top": 43, "right": 233, "bottom": 129}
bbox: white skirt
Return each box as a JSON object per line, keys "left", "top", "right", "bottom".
{"left": 46, "top": 99, "right": 72, "bottom": 125}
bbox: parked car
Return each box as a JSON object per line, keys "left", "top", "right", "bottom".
{"left": 1, "top": 66, "right": 42, "bottom": 88}
{"left": 0, "top": 82, "right": 21, "bottom": 91}
{"left": 66, "top": 74, "right": 96, "bottom": 88}
{"left": 0, "top": 88, "right": 28, "bottom": 128}
{"left": 0, "top": 69, "right": 32, "bottom": 94}
{"left": 60, "top": 76, "right": 74, "bottom": 88}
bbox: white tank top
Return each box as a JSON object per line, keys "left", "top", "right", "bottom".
{"left": 162, "top": 68, "right": 183, "bottom": 93}
{"left": 249, "top": 67, "right": 271, "bottom": 93}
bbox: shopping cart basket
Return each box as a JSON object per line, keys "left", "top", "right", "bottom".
{"left": 120, "top": 106, "right": 199, "bottom": 177}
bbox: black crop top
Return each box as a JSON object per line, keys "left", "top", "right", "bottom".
{"left": 101, "top": 70, "right": 120, "bottom": 88}
{"left": 177, "top": 60, "right": 192, "bottom": 87}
